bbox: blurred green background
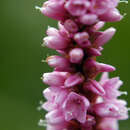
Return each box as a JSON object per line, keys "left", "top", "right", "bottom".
{"left": 0, "top": 0, "right": 129, "bottom": 130}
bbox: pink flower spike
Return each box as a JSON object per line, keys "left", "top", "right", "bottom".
{"left": 69, "top": 48, "right": 84, "bottom": 63}
{"left": 94, "top": 27, "right": 116, "bottom": 47}
{"left": 37, "top": 0, "right": 128, "bottom": 128}
{"left": 63, "top": 92, "right": 90, "bottom": 123}
{"left": 64, "top": 73, "right": 84, "bottom": 87}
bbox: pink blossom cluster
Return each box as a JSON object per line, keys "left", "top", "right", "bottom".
{"left": 36, "top": 0, "right": 129, "bottom": 130}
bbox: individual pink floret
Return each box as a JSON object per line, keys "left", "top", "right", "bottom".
{"left": 63, "top": 92, "right": 90, "bottom": 123}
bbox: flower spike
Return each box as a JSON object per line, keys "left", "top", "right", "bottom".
{"left": 36, "top": 0, "right": 128, "bottom": 129}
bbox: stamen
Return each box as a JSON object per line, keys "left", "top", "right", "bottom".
{"left": 37, "top": 101, "right": 44, "bottom": 111}
{"left": 38, "top": 119, "right": 47, "bottom": 127}
{"left": 41, "top": 59, "right": 46, "bottom": 63}
{"left": 123, "top": 13, "right": 127, "bottom": 17}
{"left": 120, "top": 0, "right": 128, "bottom": 4}
{"left": 35, "top": 6, "right": 42, "bottom": 11}
{"left": 127, "top": 108, "right": 130, "bottom": 111}
{"left": 39, "top": 100, "right": 44, "bottom": 105}
{"left": 120, "top": 91, "right": 128, "bottom": 95}
{"left": 37, "top": 106, "right": 42, "bottom": 111}
{"left": 47, "top": 26, "right": 51, "bottom": 29}
{"left": 41, "top": 43, "right": 46, "bottom": 47}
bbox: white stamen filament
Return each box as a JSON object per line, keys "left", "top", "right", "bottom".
{"left": 38, "top": 119, "right": 47, "bottom": 127}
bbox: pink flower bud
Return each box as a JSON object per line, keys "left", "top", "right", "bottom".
{"left": 64, "top": 73, "right": 84, "bottom": 87}
{"left": 44, "top": 28, "right": 70, "bottom": 50}
{"left": 64, "top": 19, "right": 78, "bottom": 33}
{"left": 74, "top": 32, "right": 91, "bottom": 48}
{"left": 92, "top": 21, "right": 105, "bottom": 31}
{"left": 92, "top": 0, "right": 119, "bottom": 15}
{"left": 69, "top": 48, "right": 84, "bottom": 63}
{"left": 44, "top": 36, "right": 67, "bottom": 50}
{"left": 79, "top": 14, "right": 98, "bottom": 25}
{"left": 39, "top": 1, "right": 67, "bottom": 21}
{"left": 84, "top": 59, "right": 115, "bottom": 73}
{"left": 87, "top": 48, "right": 102, "bottom": 56}
{"left": 99, "top": 8, "right": 123, "bottom": 22}
{"left": 94, "top": 27, "right": 116, "bottom": 47}
{"left": 46, "top": 26, "right": 59, "bottom": 36}
{"left": 96, "top": 62, "right": 116, "bottom": 72}
{"left": 46, "top": 55, "right": 70, "bottom": 69}
{"left": 42, "top": 72, "right": 69, "bottom": 86}
{"left": 84, "top": 80, "right": 105, "bottom": 96}
{"left": 65, "top": 0, "right": 89, "bottom": 16}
